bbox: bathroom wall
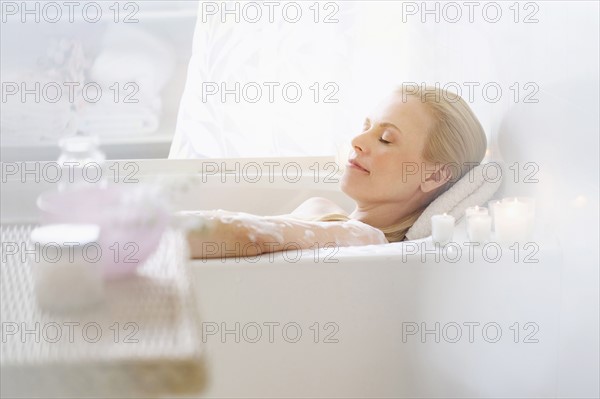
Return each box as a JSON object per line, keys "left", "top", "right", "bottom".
{"left": 364, "top": 2, "right": 600, "bottom": 395}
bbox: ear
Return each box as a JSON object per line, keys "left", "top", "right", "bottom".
{"left": 420, "top": 164, "right": 452, "bottom": 193}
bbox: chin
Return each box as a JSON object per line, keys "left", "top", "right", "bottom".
{"left": 340, "top": 175, "right": 358, "bottom": 200}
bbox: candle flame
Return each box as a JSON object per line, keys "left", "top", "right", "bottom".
{"left": 571, "top": 195, "right": 588, "bottom": 208}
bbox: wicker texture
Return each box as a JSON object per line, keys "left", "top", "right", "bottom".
{"left": 1, "top": 225, "right": 205, "bottom": 398}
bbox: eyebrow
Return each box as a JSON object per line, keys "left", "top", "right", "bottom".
{"left": 365, "top": 118, "right": 404, "bottom": 135}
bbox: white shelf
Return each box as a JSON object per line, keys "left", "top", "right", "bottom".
{"left": 1, "top": 130, "right": 175, "bottom": 161}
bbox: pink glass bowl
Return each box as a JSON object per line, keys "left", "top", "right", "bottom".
{"left": 37, "top": 185, "right": 169, "bottom": 279}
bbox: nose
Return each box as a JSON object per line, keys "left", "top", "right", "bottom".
{"left": 351, "top": 131, "right": 369, "bottom": 154}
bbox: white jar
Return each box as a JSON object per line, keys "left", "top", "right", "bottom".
{"left": 30, "top": 224, "right": 105, "bottom": 312}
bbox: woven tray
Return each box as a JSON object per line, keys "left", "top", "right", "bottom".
{"left": 0, "top": 224, "right": 204, "bottom": 398}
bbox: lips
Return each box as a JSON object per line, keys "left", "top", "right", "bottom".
{"left": 348, "top": 159, "right": 370, "bottom": 173}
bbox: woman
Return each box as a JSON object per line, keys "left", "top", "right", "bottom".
{"left": 186, "top": 85, "right": 487, "bottom": 259}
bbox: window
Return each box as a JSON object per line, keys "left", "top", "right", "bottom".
{"left": 1, "top": 1, "right": 198, "bottom": 161}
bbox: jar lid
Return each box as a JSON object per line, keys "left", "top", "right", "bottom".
{"left": 30, "top": 224, "right": 100, "bottom": 245}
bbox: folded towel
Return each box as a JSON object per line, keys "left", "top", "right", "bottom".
{"left": 405, "top": 162, "right": 503, "bottom": 240}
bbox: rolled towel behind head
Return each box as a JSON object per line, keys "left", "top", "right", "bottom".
{"left": 405, "top": 162, "right": 503, "bottom": 241}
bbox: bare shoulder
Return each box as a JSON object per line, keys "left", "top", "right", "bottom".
{"left": 289, "top": 196, "right": 349, "bottom": 219}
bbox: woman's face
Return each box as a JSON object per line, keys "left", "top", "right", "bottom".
{"left": 340, "top": 93, "right": 439, "bottom": 206}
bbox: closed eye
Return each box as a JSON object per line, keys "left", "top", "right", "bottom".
{"left": 379, "top": 137, "right": 391, "bottom": 144}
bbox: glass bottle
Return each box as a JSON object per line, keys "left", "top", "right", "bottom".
{"left": 57, "top": 135, "right": 107, "bottom": 192}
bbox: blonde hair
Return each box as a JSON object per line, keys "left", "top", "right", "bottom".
{"left": 317, "top": 85, "right": 488, "bottom": 242}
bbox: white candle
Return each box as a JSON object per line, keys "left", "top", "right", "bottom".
{"left": 465, "top": 205, "right": 489, "bottom": 219}
{"left": 494, "top": 197, "right": 535, "bottom": 244}
{"left": 487, "top": 200, "right": 502, "bottom": 230}
{"left": 467, "top": 214, "right": 492, "bottom": 243}
{"left": 502, "top": 197, "right": 535, "bottom": 213}
{"left": 502, "top": 197, "right": 536, "bottom": 234}
{"left": 30, "top": 224, "right": 104, "bottom": 312}
{"left": 431, "top": 213, "right": 455, "bottom": 245}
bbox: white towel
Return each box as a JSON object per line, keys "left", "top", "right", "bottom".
{"left": 405, "top": 163, "right": 502, "bottom": 240}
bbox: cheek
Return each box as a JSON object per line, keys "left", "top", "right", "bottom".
{"left": 385, "top": 145, "right": 427, "bottom": 178}
{"left": 374, "top": 172, "right": 413, "bottom": 196}
{"left": 401, "top": 172, "right": 424, "bottom": 191}
{"left": 402, "top": 162, "right": 430, "bottom": 191}
{"left": 372, "top": 156, "right": 424, "bottom": 196}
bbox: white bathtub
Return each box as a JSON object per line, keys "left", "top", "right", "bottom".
{"left": 173, "top": 160, "right": 563, "bottom": 398}
{"left": 0, "top": 158, "right": 572, "bottom": 397}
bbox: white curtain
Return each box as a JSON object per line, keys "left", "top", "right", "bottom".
{"left": 169, "top": 1, "right": 595, "bottom": 160}
{"left": 170, "top": 1, "right": 362, "bottom": 158}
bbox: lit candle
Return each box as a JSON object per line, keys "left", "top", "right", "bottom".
{"left": 494, "top": 197, "right": 535, "bottom": 244}
{"left": 30, "top": 224, "right": 105, "bottom": 312}
{"left": 465, "top": 205, "right": 489, "bottom": 219}
{"left": 502, "top": 197, "right": 536, "bottom": 221}
{"left": 467, "top": 214, "right": 492, "bottom": 243}
{"left": 431, "top": 213, "right": 455, "bottom": 245}
{"left": 501, "top": 197, "right": 535, "bottom": 211}
{"left": 487, "top": 200, "right": 502, "bottom": 230}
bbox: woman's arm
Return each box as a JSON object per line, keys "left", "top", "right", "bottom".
{"left": 183, "top": 209, "right": 387, "bottom": 260}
